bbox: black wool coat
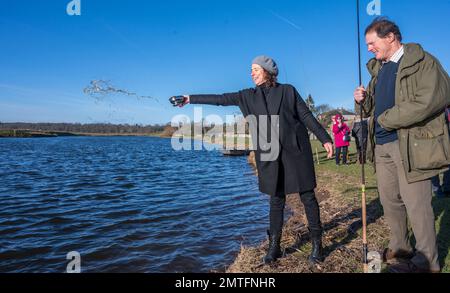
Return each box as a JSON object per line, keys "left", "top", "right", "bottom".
{"left": 190, "top": 83, "right": 332, "bottom": 196}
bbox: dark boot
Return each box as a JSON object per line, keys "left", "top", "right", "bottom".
{"left": 263, "top": 230, "right": 282, "bottom": 264}
{"left": 308, "top": 229, "right": 324, "bottom": 265}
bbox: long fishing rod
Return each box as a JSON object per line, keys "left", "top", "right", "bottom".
{"left": 356, "top": 0, "right": 368, "bottom": 274}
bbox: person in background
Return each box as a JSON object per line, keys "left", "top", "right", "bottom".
{"left": 351, "top": 115, "right": 368, "bottom": 164}
{"left": 332, "top": 114, "right": 350, "bottom": 166}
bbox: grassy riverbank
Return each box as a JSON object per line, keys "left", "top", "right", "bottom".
{"left": 227, "top": 141, "right": 450, "bottom": 273}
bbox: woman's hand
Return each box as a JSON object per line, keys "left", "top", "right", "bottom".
{"left": 169, "top": 95, "right": 190, "bottom": 107}
{"left": 323, "top": 142, "right": 333, "bottom": 159}
{"left": 179, "top": 95, "right": 190, "bottom": 107}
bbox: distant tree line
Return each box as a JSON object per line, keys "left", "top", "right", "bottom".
{"left": 0, "top": 122, "right": 167, "bottom": 134}
{"left": 0, "top": 121, "right": 250, "bottom": 137}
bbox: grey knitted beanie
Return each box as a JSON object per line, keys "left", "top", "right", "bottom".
{"left": 252, "top": 55, "right": 279, "bottom": 76}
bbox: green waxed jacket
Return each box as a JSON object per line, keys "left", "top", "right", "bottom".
{"left": 359, "top": 43, "right": 450, "bottom": 183}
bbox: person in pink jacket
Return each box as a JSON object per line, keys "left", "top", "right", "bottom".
{"left": 332, "top": 114, "right": 350, "bottom": 165}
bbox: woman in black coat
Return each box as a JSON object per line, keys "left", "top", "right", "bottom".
{"left": 175, "top": 56, "right": 333, "bottom": 264}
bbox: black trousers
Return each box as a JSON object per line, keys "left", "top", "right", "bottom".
{"left": 335, "top": 146, "right": 348, "bottom": 165}
{"left": 269, "top": 190, "right": 323, "bottom": 237}
{"left": 270, "top": 155, "right": 322, "bottom": 237}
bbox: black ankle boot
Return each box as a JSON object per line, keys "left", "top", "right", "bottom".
{"left": 308, "top": 230, "right": 324, "bottom": 265}
{"left": 263, "top": 230, "right": 282, "bottom": 264}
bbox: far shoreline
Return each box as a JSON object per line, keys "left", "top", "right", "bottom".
{"left": 0, "top": 129, "right": 168, "bottom": 138}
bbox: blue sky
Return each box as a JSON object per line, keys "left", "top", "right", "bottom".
{"left": 1, "top": 0, "right": 449, "bottom": 124}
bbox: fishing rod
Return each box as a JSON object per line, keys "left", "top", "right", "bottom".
{"left": 356, "top": 0, "right": 368, "bottom": 274}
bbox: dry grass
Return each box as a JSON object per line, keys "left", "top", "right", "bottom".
{"left": 227, "top": 147, "right": 390, "bottom": 273}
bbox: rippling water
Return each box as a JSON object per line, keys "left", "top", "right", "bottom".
{"left": 0, "top": 136, "right": 269, "bottom": 272}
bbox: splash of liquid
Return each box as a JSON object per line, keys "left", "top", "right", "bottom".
{"left": 83, "top": 80, "right": 162, "bottom": 105}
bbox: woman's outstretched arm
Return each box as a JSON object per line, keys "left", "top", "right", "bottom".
{"left": 182, "top": 92, "right": 243, "bottom": 107}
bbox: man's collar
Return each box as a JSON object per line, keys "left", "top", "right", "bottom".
{"left": 384, "top": 45, "right": 404, "bottom": 64}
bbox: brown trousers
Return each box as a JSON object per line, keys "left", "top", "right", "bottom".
{"left": 375, "top": 140, "right": 439, "bottom": 271}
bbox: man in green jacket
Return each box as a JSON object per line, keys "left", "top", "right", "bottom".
{"left": 354, "top": 17, "right": 450, "bottom": 273}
